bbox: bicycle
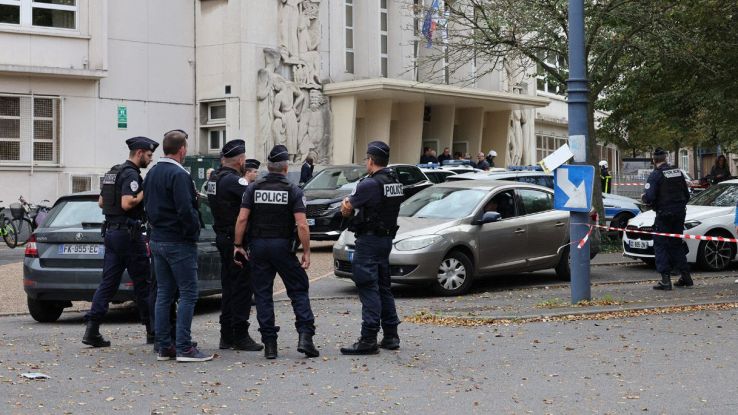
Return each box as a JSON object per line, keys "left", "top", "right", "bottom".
{"left": 10, "top": 196, "right": 51, "bottom": 246}
{"left": 0, "top": 202, "right": 18, "bottom": 248}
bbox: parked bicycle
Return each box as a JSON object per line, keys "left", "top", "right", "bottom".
{"left": 0, "top": 201, "right": 18, "bottom": 248}
{"left": 10, "top": 196, "right": 51, "bottom": 246}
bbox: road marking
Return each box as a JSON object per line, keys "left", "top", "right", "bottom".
{"left": 274, "top": 270, "right": 335, "bottom": 296}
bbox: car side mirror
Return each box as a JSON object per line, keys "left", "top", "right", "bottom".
{"left": 474, "top": 211, "right": 501, "bottom": 225}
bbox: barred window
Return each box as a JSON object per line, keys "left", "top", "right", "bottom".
{"left": 0, "top": 94, "right": 61, "bottom": 164}
{"left": 71, "top": 175, "right": 92, "bottom": 193}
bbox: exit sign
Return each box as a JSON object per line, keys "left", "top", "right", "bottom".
{"left": 117, "top": 105, "right": 127, "bottom": 129}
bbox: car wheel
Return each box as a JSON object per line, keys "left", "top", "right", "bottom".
{"left": 555, "top": 245, "right": 571, "bottom": 281}
{"left": 27, "top": 297, "right": 64, "bottom": 323}
{"left": 697, "top": 232, "right": 736, "bottom": 272}
{"left": 433, "top": 251, "right": 474, "bottom": 296}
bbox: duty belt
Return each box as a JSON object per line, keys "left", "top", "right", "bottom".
{"left": 356, "top": 229, "right": 393, "bottom": 237}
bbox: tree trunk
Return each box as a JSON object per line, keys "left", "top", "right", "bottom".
{"left": 672, "top": 141, "right": 680, "bottom": 168}
{"left": 587, "top": 98, "right": 604, "bottom": 224}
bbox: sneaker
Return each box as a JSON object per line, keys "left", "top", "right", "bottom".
{"left": 157, "top": 345, "right": 176, "bottom": 361}
{"left": 176, "top": 346, "right": 214, "bottom": 363}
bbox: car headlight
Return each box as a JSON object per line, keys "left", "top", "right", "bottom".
{"left": 684, "top": 220, "right": 701, "bottom": 230}
{"left": 394, "top": 235, "right": 444, "bottom": 251}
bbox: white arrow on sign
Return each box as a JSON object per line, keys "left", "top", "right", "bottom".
{"left": 557, "top": 168, "right": 587, "bottom": 209}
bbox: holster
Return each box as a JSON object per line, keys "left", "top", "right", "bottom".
{"left": 100, "top": 220, "right": 107, "bottom": 238}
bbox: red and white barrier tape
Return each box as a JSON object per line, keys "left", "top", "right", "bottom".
{"left": 576, "top": 223, "right": 738, "bottom": 249}
{"left": 612, "top": 182, "right": 645, "bottom": 186}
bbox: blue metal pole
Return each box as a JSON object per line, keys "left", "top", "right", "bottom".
{"left": 567, "top": 0, "right": 591, "bottom": 303}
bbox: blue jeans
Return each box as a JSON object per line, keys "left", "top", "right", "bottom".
{"left": 352, "top": 234, "right": 400, "bottom": 337}
{"left": 150, "top": 241, "right": 198, "bottom": 354}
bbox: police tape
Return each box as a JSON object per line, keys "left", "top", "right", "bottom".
{"left": 612, "top": 182, "right": 645, "bottom": 186}
{"left": 576, "top": 223, "right": 738, "bottom": 249}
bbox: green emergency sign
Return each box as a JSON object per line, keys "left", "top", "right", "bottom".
{"left": 117, "top": 105, "right": 127, "bottom": 129}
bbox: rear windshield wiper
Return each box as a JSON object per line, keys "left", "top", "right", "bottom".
{"left": 81, "top": 222, "right": 103, "bottom": 229}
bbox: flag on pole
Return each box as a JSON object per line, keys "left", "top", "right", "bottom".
{"left": 422, "top": 0, "right": 440, "bottom": 48}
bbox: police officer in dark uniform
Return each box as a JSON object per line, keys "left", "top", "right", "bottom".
{"left": 233, "top": 144, "right": 319, "bottom": 359}
{"left": 205, "top": 139, "right": 262, "bottom": 352}
{"left": 642, "top": 148, "right": 693, "bottom": 290}
{"left": 339, "top": 141, "right": 403, "bottom": 355}
{"left": 82, "top": 136, "right": 158, "bottom": 347}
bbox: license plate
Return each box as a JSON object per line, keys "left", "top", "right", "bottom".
{"left": 307, "top": 218, "right": 315, "bottom": 226}
{"left": 628, "top": 240, "right": 648, "bottom": 249}
{"left": 347, "top": 249, "right": 354, "bottom": 262}
{"left": 58, "top": 244, "right": 103, "bottom": 255}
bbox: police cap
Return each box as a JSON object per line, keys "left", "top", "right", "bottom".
{"left": 268, "top": 145, "right": 290, "bottom": 162}
{"left": 244, "top": 159, "right": 261, "bottom": 170}
{"left": 653, "top": 148, "right": 668, "bottom": 157}
{"left": 126, "top": 136, "right": 159, "bottom": 152}
{"left": 367, "top": 140, "right": 390, "bottom": 158}
{"left": 221, "top": 139, "right": 246, "bottom": 158}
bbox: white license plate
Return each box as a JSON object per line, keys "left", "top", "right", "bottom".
{"left": 347, "top": 249, "right": 354, "bottom": 262}
{"left": 58, "top": 244, "right": 103, "bottom": 255}
{"left": 628, "top": 240, "right": 649, "bottom": 250}
{"left": 307, "top": 218, "right": 315, "bottom": 226}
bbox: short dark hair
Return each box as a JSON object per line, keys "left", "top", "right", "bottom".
{"left": 305, "top": 156, "right": 314, "bottom": 163}
{"left": 653, "top": 154, "right": 667, "bottom": 163}
{"left": 162, "top": 130, "right": 188, "bottom": 155}
{"left": 368, "top": 153, "right": 388, "bottom": 167}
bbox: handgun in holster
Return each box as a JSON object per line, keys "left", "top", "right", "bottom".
{"left": 100, "top": 220, "right": 107, "bottom": 238}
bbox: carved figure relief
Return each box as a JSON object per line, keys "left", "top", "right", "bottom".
{"left": 258, "top": 0, "right": 331, "bottom": 164}
{"left": 504, "top": 58, "right": 529, "bottom": 166}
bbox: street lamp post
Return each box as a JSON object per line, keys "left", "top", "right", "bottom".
{"left": 567, "top": 0, "right": 592, "bottom": 303}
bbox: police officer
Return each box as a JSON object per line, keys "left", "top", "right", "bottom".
{"left": 299, "top": 156, "right": 314, "bottom": 185}
{"left": 233, "top": 144, "right": 319, "bottom": 359}
{"left": 244, "top": 158, "right": 261, "bottom": 184}
{"left": 642, "top": 148, "right": 693, "bottom": 290}
{"left": 339, "top": 141, "right": 403, "bottom": 355}
{"left": 82, "top": 136, "right": 158, "bottom": 347}
{"left": 205, "top": 140, "right": 262, "bottom": 351}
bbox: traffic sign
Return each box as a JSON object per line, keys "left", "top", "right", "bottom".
{"left": 554, "top": 164, "right": 594, "bottom": 212}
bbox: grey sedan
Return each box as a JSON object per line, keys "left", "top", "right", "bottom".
{"left": 333, "top": 180, "right": 578, "bottom": 296}
{"left": 23, "top": 191, "right": 222, "bottom": 322}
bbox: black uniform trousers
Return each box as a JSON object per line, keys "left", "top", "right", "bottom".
{"left": 249, "top": 238, "right": 315, "bottom": 340}
{"left": 351, "top": 234, "right": 401, "bottom": 337}
{"left": 86, "top": 228, "right": 151, "bottom": 324}
{"left": 653, "top": 209, "right": 689, "bottom": 275}
{"left": 215, "top": 232, "right": 253, "bottom": 336}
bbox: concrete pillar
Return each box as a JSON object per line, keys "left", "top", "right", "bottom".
{"left": 423, "top": 105, "right": 455, "bottom": 155}
{"left": 363, "top": 98, "right": 393, "bottom": 142}
{"left": 330, "top": 95, "right": 357, "bottom": 164}
{"left": 482, "top": 110, "right": 511, "bottom": 167}
{"left": 389, "top": 101, "right": 424, "bottom": 165}
{"left": 455, "top": 107, "right": 484, "bottom": 158}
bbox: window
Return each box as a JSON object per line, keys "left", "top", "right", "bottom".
{"left": 0, "top": 0, "right": 77, "bottom": 30}
{"left": 518, "top": 189, "right": 554, "bottom": 215}
{"left": 394, "top": 166, "right": 428, "bottom": 186}
{"left": 208, "top": 103, "right": 226, "bottom": 122}
{"left": 535, "top": 134, "right": 567, "bottom": 161}
{"left": 680, "top": 149, "right": 689, "bottom": 172}
{"left": 345, "top": 0, "right": 354, "bottom": 73}
{"left": 413, "top": 0, "right": 420, "bottom": 81}
{"left": 536, "top": 53, "right": 567, "bottom": 95}
{"left": 208, "top": 128, "right": 226, "bottom": 152}
{"left": 200, "top": 100, "right": 226, "bottom": 154}
{"left": 485, "top": 190, "right": 517, "bottom": 219}
{"left": 0, "top": 94, "right": 60, "bottom": 164}
{"left": 71, "top": 175, "right": 91, "bottom": 193}
{"left": 380, "top": 0, "right": 388, "bottom": 77}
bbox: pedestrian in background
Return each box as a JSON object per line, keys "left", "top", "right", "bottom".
{"left": 244, "top": 158, "right": 261, "bottom": 183}
{"left": 205, "top": 140, "right": 262, "bottom": 352}
{"left": 145, "top": 129, "right": 213, "bottom": 362}
{"left": 600, "top": 160, "right": 612, "bottom": 193}
{"left": 82, "top": 136, "right": 158, "bottom": 348}
{"left": 710, "top": 155, "right": 731, "bottom": 183}
{"left": 234, "top": 144, "right": 319, "bottom": 360}
{"left": 300, "top": 156, "right": 314, "bottom": 185}
{"left": 642, "top": 148, "right": 692, "bottom": 290}
{"left": 340, "top": 140, "right": 403, "bottom": 355}
{"left": 486, "top": 150, "right": 497, "bottom": 168}
{"left": 475, "top": 152, "right": 490, "bottom": 171}
{"left": 437, "top": 147, "right": 452, "bottom": 165}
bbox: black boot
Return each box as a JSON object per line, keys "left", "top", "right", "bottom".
{"left": 219, "top": 329, "right": 234, "bottom": 350}
{"left": 82, "top": 320, "right": 111, "bottom": 348}
{"left": 264, "top": 339, "right": 278, "bottom": 359}
{"left": 340, "top": 335, "right": 379, "bottom": 355}
{"left": 674, "top": 271, "right": 694, "bottom": 288}
{"left": 232, "top": 330, "right": 264, "bottom": 352}
{"left": 653, "top": 273, "right": 672, "bottom": 290}
{"left": 297, "top": 333, "right": 319, "bottom": 357}
{"left": 380, "top": 326, "right": 400, "bottom": 350}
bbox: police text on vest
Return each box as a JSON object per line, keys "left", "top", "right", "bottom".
{"left": 383, "top": 184, "right": 404, "bottom": 197}
{"left": 254, "top": 190, "right": 289, "bottom": 204}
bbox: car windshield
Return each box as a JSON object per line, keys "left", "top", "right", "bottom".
{"left": 688, "top": 183, "right": 738, "bottom": 207}
{"left": 44, "top": 199, "right": 104, "bottom": 228}
{"left": 303, "top": 167, "right": 366, "bottom": 190}
{"left": 400, "top": 187, "right": 488, "bottom": 219}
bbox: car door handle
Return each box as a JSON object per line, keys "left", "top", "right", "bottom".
{"left": 555, "top": 222, "right": 566, "bottom": 227}
{"left": 514, "top": 228, "right": 526, "bottom": 234}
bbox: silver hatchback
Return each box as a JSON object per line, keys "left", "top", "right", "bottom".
{"left": 333, "top": 180, "right": 578, "bottom": 296}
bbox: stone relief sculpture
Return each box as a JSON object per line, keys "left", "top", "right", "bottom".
{"left": 258, "top": 0, "right": 331, "bottom": 163}
{"left": 504, "top": 58, "right": 528, "bottom": 166}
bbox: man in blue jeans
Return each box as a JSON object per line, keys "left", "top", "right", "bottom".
{"left": 144, "top": 129, "right": 213, "bottom": 362}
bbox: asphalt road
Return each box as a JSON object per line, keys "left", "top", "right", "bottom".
{"left": 0, "top": 244, "right": 23, "bottom": 266}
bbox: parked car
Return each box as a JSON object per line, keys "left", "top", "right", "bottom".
{"left": 304, "top": 164, "right": 433, "bottom": 240}
{"left": 334, "top": 180, "right": 596, "bottom": 296}
{"left": 419, "top": 166, "right": 457, "bottom": 184}
{"left": 448, "top": 168, "right": 645, "bottom": 231}
{"left": 623, "top": 179, "right": 738, "bottom": 271}
{"left": 23, "top": 191, "right": 222, "bottom": 322}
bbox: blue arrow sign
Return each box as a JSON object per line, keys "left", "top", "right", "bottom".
{"left": 554, "top": 165, "right": 594, "bottom": 212}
